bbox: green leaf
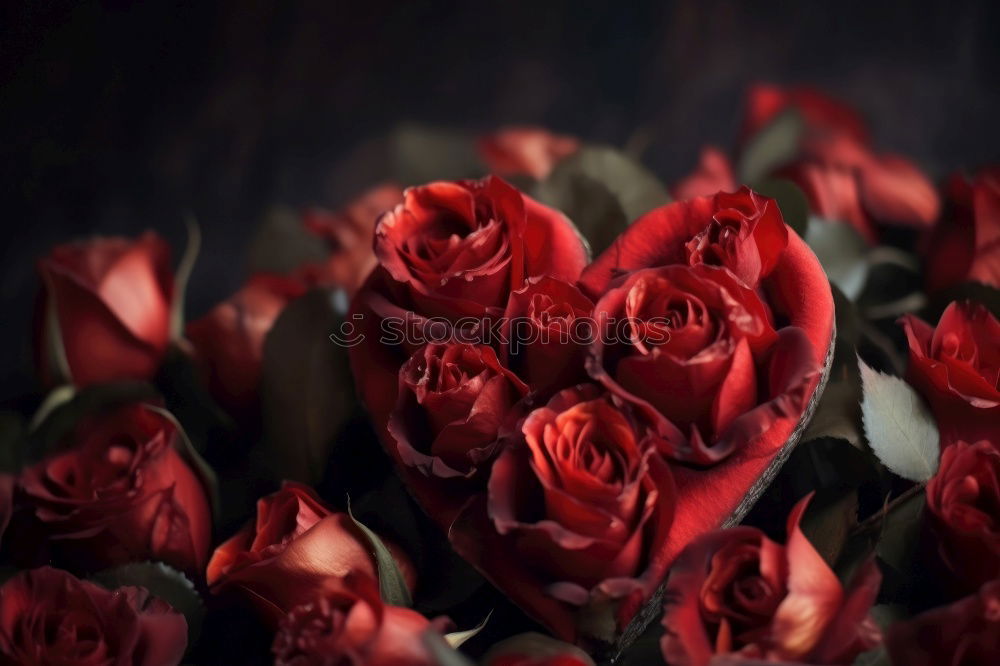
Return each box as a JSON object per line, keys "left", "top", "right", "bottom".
{"left": 421, "top": 631, "right": 475, "bottom": 666}
{"left": 738, "top": 109, "right": 804, "bottom": 183}
{"left": 141, "top": 404, "right": 221, "bottom": 522}
{"left": 90, "top": 561, "right": 205, "bottom": 645}
{"left": 0, "top": 411, "right": 25, "bottom": 473}
{"left": 482, "top": 633, "right": 597, "bottom": 666}
{"left": 800, "top": 488, "right": 859, "bottom": 566}
{"left": 170, "top": 215, "right": 201, "bottom": 341}
{"left": 28, "top": 385, "right": 76, "bottom": 432}
{"left": 859, "top": 358, "right": 939, "bottom": 482}
{"left": 751, "top": 178, "right": 810, "bottom": 237}
{"left": 875, "top": 489, "right": 926, "bottom": 575}
{"left": 391, "top": 124, "right": 483, "bottom": 185}
{"left": 805, "top": 218, "right": 871, "bottom": 300}
{"left": 348, "top": 502, "right": 412, "bottom": 607}
{"left": 443, "top": 610, "right": 491, "bottom": 648}
{"left": 534, "top": 145, "right": 669, "bottom": 256}
{"left": 257, "top": 289, "right": 355, "bottom": 484}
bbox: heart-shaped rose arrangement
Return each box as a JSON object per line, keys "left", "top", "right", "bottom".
{"left": 348, "top": 176, "right": 834, "bottom": 649}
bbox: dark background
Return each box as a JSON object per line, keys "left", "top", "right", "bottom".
{"left": 3, "top": 0, "right": 999, "bottom": 401}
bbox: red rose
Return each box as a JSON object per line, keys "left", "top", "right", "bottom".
{"left": 207, "top": 482, "right": 415, "bottom": 626}
{"left": 482, "top": 633, "right": 596, "bottom": 666}
{"left": 0, "top": 566, "right": 187, "bottom": 666}
{"left": 586, "top": 264, "right": 818, "bottom": 465}
{"left": 454, "top": 385, "right": 676, "bottom": 641}
{"left": 500, "top": 276, "right": 594, "bottom": 398}
{"left": 579, "top": 188, "right": 788, "bottom": 292}
{"left": 477, "top": 126, "right": 580, "bottom": 181}
{"left": 661, "top": 494, "right": 882, "bottom": 666}
{"left": 389, "top": 343, "right": 528, "bottom": 484}
{"left": 272, "top": 573, "right": 450, "bottom": 666}
{"left": 14, "top": 404, "right": 212, "bottom": 574}
{"left": 923, "top": 167, "right": 1000, "bottom": 292}
{"left": 186, "top": 273, "right": 307, "bottom": 415}
{"left": 885, "top": 579, "right": 1000, "bottom": 666}
{"left": 35, "top": 232, "right": 174, "bottom": 386}
{"left": 899, "top": 301, "right": 1000, "bottom": 443}
{"left": 303, "top": 183, "right": 405, "bottom": 295}
{"left": 350, "top": 175, "right": 589, "bottom": 450}
{"left": 742, "top": 85, "right": 939, "bottom": 242}
{"left": 670, "top": 147, "right": 737, "bottom": 202}
{"left": 578, "top": 191, "right": 832, "bottom": 618}
{"left": 925, "top": 439, "right": 1000, "bottom": 592}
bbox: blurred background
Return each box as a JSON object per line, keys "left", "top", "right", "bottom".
{"left": 2, "top": 0, "right": 998, "bottom": 400}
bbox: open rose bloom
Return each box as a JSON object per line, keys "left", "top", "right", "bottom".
{"left": 349, "top": 177, "right": 833, "bottom": 645}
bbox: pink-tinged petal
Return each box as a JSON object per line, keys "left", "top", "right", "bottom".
{"left": 742, "top": 84, "right": 869, "bottom": 146}
{"left": 671, "top": 147, "right": 737, "bottom": 201}
{"left": 770, "top": 493, "right": 844, "bottom": 660}
{"left": 478, "top": 126, "right": 580, "bottom": 181}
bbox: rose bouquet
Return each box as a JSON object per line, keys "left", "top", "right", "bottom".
{"left": 0, "top": 84, "right": 997, "bottom": 665}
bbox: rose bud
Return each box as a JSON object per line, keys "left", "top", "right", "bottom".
{"left": 481, "top": 632, "right": 596, "bottom": 666}
{"left": 477, "top": 126, "right": 580, "bottom": 181}
{"left": 886, "top": 579, "right": 1000, "bottom": 666}
{"left": 899, "top": 301, "right": 1000, "bottom": 443}
{"left": 587, "top": 264, "right": 819, "bottom": 464}
{"left": 661, "top": 494, "right": 882, "bottom": 666}
{"left": 351, "top": 175, "right": 589, "bottom": 443}
{"left": 925, "top": 439, "right": 1000, "bottom": 592}
{"left": 670, "top": 146, "right": 737, "bottom": 202}
{"left": 272, "top": 572, "right": 451, "bottom": 666}
{"left": 207, "top": 482, "right": 415, "bottom": 626}
{"left": 388, "top": 343, "right": 528, "bottom": 485}
{"left": 453, "top": 385, "right": 675, "bottom": 641}
{"left": 0, "top": 566, "right": 187, "bottom": 666}
{"left": 13, "top": 403, "right": 212, "bottom": 574}
{"left": 303, "top": 183, "right": 405, "bottom": 295}
{"left": 35, "top": 231, "right": 174, "bottom": 387}
{"left": 923, "top": 167, "right": 1000, "bottom": 292}
{"left": 500, "top": 276, "right": 594, "bottom": 398}
{"left": 186, "top": 273, "right": 307, "bottom": 416}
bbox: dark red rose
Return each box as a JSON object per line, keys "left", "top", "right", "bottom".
{"left": 661, "top": 494, "right": 882, "bottom": 666}
{"left": 186, "top": 273, "right": 307, "bottom": 415}
{"left": 272, "top": 573, "right": 451, "bottom": 666}
{"left": 477, "top": 126, "right": 580, "bottom": 181}
{"left": 670, "top": 147, "right": 737, "bottom": 202}
{"left": 742, "top": 85, "right": 939, "bottom": 242}
{"left": 35, "top": 232, "right": 173, "bottom": 387}
{"left": 350, "top": 176, "right": 589, "bottom": 459}
{"left": 482, "top": 633, "right": 596, "bottom": 666}
{"left": 14, "top": 404, "right": 211, "bottom": 574}
{"left": 587, "top": 264, "right": 821, "bottom": 465}
{"left": 389, "top": 343, "right": 528, "bottom": 483}
{"left": 885, "top": 579, "right": 1000, "bottom": 666}
{"left": 742, "top": 84, "right": 869, "bottom": 146}
{"left": 371, "top": 175, "right": 588, "bottom": 319}
{"left": 500, "top": 276, "right": 594, "bottom": 398}
{"left": 899, "top": 301, "right": 1000, "bottom": 443}
{"left": 923, "top": 167, "right": 1000, "bottom": 292}
{"left": 303, "top": 183, "right": 405, "bottom": 295}
{"left": 0, "top": 566, "right": 187, "bottom": 666}
{"left": 453, "top": 385, "right": 676, "bottom": 641}
{"left": 925, "top": 439, "right": 1000, "bottom": 592}
{"left": 580, "top": 188, "right": 788, "bottom": 292}
{"left": 207, "top": 482, "right": 415, "bottom": 626}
